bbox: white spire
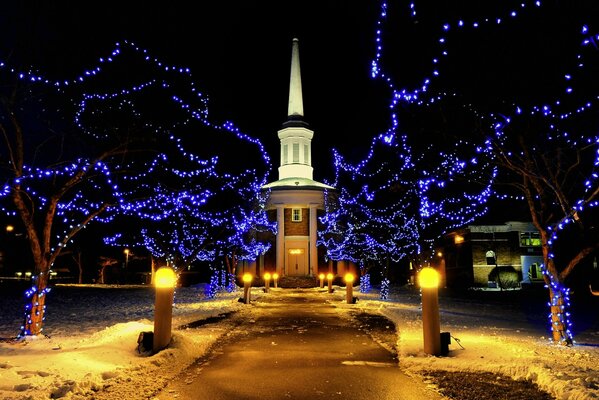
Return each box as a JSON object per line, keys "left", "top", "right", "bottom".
{"left": 287, "top": 38, "right": 304, "bottom": 117}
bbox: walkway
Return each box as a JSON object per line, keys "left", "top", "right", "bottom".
{"left": 156, "top": 288, "right": 444, "bottom": 400}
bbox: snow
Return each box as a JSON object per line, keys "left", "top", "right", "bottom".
{"left": 0, "top": 283, "right": 598, "bottom": 400}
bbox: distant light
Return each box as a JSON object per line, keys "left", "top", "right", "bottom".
{"left": 155, "top": 267, "right": 177, "bottom": 288}
{"left": 272, "top": 273, "right": 279, "bottom": 280}
{"left": 454, "top": 235, "right": 465, "bottom": 244}
{"left": 264, "top": 272, "right": 271, "bottom": 280}
{"left": 243, "top": 273, "right": 253, "bottom": 283}
{"left": 319, "top": 273, "right": 325, "bottom": 280}
{"left": 419, "top": 267, "right": 440, "bottom": 288}
{"left": 326, "top": 273, "right": 334, "bottom": 280}
{"left": 6, "top": 225, "right": 14, "bottom": 232}
{"left": 437, "top": 251, "right": 443, "bottom": 257}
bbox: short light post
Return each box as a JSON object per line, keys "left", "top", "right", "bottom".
{"left": 243, "top": 273, "right": 253, "bottom": 304}
{"left": 153, "top": 267, "right": 177, "bottom": 353}
{"left": 264, "top": 272, "right": 271, "bottom": 293}
{"left": 319, "top": 273, "right": 325, "bottom": 288}
{"left": 124, "top": 248, "right": 130, "bottom": 269}
{"left": 344, "top": 273, "right": 355, "bottom": 304}
{"left": 273, "top": 272, "right": 279, "bottom": 288}
{"left": 419, "top": 267, "right": 441, "bottom": 356}
{"left": 327, "top": 273, "right": 334, "bottom": 293}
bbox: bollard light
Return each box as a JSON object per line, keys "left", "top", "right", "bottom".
{"left": 243, "top": 273, "right": 253, "bottom": 304}
{"left": 153, "top": 267, "right": 177, "bottom": 353}
{"left": 264, "top": 272, "right": 271, "bottom": 293}
{"left": 273, "top": 272, "right": 279, "bottom": 288}
{"left": 344, "top": 273, "right": 355, "bottom": 304}
{"left": 326, "top": 272, "right": 334, "bottom": 293}
{"left": 419, "top": 267, "right": 441, "bottom": 356}
{"left": 319, "top": 273, "right": 325, "bottom": 288}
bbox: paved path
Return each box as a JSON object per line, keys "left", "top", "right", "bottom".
{"left": 156, "top": 289, "right": 444, "bottom": 400}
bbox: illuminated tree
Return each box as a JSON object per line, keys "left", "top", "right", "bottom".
{"left": 369, "top": 0, "right": 599, "bottom": 345}
{"left": 0, "top": 41, "right": 272, "bottom": 337}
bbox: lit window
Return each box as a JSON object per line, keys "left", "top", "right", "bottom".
{"left": 293, "top": 143, "right": 299, "bottom": 163}
{"left": 520, "top": 232, "right": 541, "bottom": 247}
{"left": 283, "top": 144, "right": 288, "bottom": 164}
{"left": 292, "top": 208, "right": 302, "bottom": 222}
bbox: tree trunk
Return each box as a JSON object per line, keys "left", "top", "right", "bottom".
{"left": 21, "top": 270, "right": 50, "bottom": 337}
{"left": 548, "top": 285, "right": 572, "bottom": 345}
{"left": 540, "top": 236, "right": 573, "bottom": 346}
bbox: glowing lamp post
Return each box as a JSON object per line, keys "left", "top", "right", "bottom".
{"left": 264, "top": 272, "right": 271, "bottom": 293}
{"left": 153, "top": 267, "right": 177, "bottom": 353}
{"left": 273, "top": 273, "right": 279, "bottom": 288}
{"left": 326, "top": 273, "right": 334, "bottom": 293}
{"left": 319, "top": 273, "right": 325, "bottom": 288}
{"left": 243, "top": 273, "right": 253, "bottom": 304}
{"left": 419, "top": 267, "right": 441, "bottom": 356}
{"left": 344, "top": 273, "right": 355, "bottom": 304}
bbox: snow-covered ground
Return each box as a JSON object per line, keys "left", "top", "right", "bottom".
{"left": 0, "top": 283, "right": 597, "bottom": 400}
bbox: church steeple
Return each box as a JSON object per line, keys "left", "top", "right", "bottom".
{"left": 287, "top": 38, "right": 304, "bottom": 117}
{"left": 276, "top": 38, "right": 314, "bottom": 181}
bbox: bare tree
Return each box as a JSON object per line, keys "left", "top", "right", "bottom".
{"left": 491, "top": 116, "right": 599, "bottom": 345}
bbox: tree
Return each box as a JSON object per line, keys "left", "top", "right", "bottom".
{"left": 0, "top": 74, "right": 137, "bottom": 337}
{"left": 0, "top": 41, "right": 273, "bottom": 337}
{"left": 490, "top": 112, "right": 599, "bottom": 345}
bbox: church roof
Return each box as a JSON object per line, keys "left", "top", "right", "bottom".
{"left": 262, "top": 177, "right": 334, "bottom": 190}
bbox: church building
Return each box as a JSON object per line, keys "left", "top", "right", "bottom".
{"left": 253, "top": 38, "right": 339, "bottom": 279}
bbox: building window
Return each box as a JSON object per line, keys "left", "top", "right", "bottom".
{"left": 293, "top": 143, "right": 299, "bottom": 163}
{"left": 485, "top": 250, "right": 496, "bottom": 265}
{"left": 304, "top": 144, "right": 309, "bottom": 164}
{"left": 520, "top": 232, "right": 541, "bottom": 247}
{"left": 292, "top": 208, "right": 302, "bottom": 222}
{"left": 528, "top": 263, "right": 543, "bottom": 281}
{"left": 283, "top": 144, "right": 288, "bottom": 164}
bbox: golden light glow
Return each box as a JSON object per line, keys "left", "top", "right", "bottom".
{"left": 264, "top": 272, "right": 271, "bottom": 280}
{"left": 124, "top": 248, "right": 130, "bottom": 255}
{"left": 419, "top": 267, "right": 440, "bottom": 288}
{"left": 243, "top": 273, "right": 253, "bottom": 283}
{"left": 437, "top": 251, "right": 443, "bottom": 257}
{"left": 344, "top": 273, "right": 355, "bottom": 283}
{"left": 155, "top": 267, "right": 177, "bottom": 288}
{"left": 289, "top": 249, "right": 303, "bottom": 255}
{"left": 319, "top": 273, "right": 325, "bottom": 280}
{"left": 272, "top": 273, "right": 279, "bottom": 280}
{"left": 454, "top": 235, "right": 464, "bottom": 244}
{"left": 6, "top": 225, "right": 14, "bottom": 232}
{"left": 326, "top": 273, "right": 334, "bottom": 280}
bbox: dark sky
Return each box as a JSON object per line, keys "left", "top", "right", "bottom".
{"left": 1, "top": 1, "right": 598, "bottom": 183}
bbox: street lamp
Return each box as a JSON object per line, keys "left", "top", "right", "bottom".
{"left": 153, "top": 267, "right": 177, "bottom": 353}
{"left": 326, "top": 272, "right": 334, "bottom": 293}
{"left": 319, "top": 273, "right": 325, "bottom": 288}
{"left": 124, "top": 248, "right": 130, "bottom": 269}
{"left": 419, "top": 267, "right": 441, "bottom": 356}
{"left": 273, "top": 273, "right": 279, "bottom": 288}
{"left": 344, "top": 273, "right": 355, "bottom": 304}
{"left": 264, "top": 272, "right": 271, "bottom": 293}
{"left": 243, "top": 273, "right": 253, "bottom": 304}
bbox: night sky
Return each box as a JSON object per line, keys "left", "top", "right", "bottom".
{"left": 1, "top": 1, "right": 599, "bottom": 183}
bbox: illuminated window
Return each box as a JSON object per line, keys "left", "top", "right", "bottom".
{"left": 293, "top": 143, "right": 299, "bottom": 163}
{"left": 292, "top": 208, "right": 302, "bottom": 222}
{"left": 283, "top": 144, "right": 288, "bottom": 164}
{"left": 454, "top": 234, "right": 464, "bottom": 244}
{"left": 520, "top": 232, "right": 541, "bottom": 247}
